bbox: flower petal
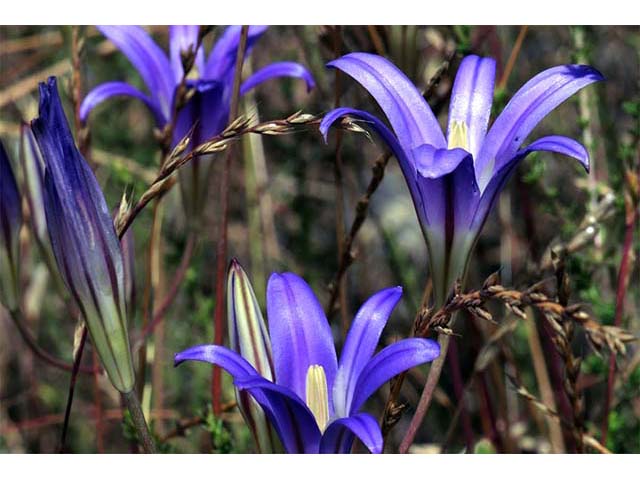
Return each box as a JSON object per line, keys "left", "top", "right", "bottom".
{"left": 174, "top": 343, "right": 259, "bottom": 378}
{"left": 204, "top": 25, "right": 268, "bottom": 80}
{"left": 235, "top": 376, "right": 322, "bottom": 453}
{"left": 471, "top": 135, "right": 590, "bottom": 234}
{"left": 447, "top": 55, "right": 496, "bottom": 159}
{"left": 174, "top": 343, "right": 277, "bottom": 452}
{"left": 327, "top": 52, "right": 446, "bottom": 149}
{"left": 240, "top": 61, "right": 315, "bottom": 96}
{"left": 320, "top": 413, "right": 383, "bottom": 454}
{"left": 350, "top": 338, "right": 440, "bottom": 414}
{"left": 412, "top": 146, "right": 477, "bottom": 230}
{"left": 476, "top": 63, "right": 603, "bottom": 190}
{"left": 97, "top": 26, "right": 174, "bottom": 120}
{"left": 333, "top": 286, "right": 402, "bottom": 418}
{"left": 173, "top": 79, "right": 227, "bottom": 147}
{"left": 412, "top": 144, "right": 472, "bottom": 179}
{"left": 522, "top": 135, "right": 589, "bottom": 172}
{"left": 169, "top": 25, "right": 205, "bottom": 84}
{"left": 80, "top": 81, "right": 165, "bottom": 126}
{"left": 320, "top": 107, "right": 414, "bottom": 181}
{"left": 266, "top": 272, "right": 338, "bottom": 412}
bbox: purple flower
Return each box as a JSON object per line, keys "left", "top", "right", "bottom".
{"left": 320, "top": 53, "right": 603, "bottom": 304}
{"left": 0, "top": 139, "right": 22, "bottom": 311}
{"left": 80, "top": 26, "right": 315, "bottom": 217}
{"left": 30, "top": 77, "right": 135, "bottom": 393}
{"left": 81, "top": 26, "right": 314, "bottom": 142}
{"left": 175, "top": 271, "right": 440, "bottom": 453}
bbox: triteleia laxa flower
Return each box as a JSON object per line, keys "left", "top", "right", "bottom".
{"left": 320, "top": 53, "right": 603, "bottom": 305}
{"left": 80, "top": 26, "right": 315, "bottom": 218}
{"left": 30, "top": 77, "right": 135, "bottom": 393}
{"left": 0, "top": 139, "right": 22, "bottom": 311}
{"left": 175, "top": 269, "right": 440, "bottom": 453}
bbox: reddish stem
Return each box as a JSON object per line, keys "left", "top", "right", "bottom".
{"left": 211, "top": 26, "right": 249, "bottom": 415}
{"left": 601, "top": 195, "right": 638, "bottom": 444}
{"left": 447, "top": 337, "right": 474, "bottom": 450}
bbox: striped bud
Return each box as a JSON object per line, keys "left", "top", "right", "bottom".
{"left": 30, "top": 77, "right": 135, "bottom": 393}
{"left": 227, "top": 258, "right": 277, "bottom": 452}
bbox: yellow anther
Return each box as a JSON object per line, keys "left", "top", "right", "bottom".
{"left": 305, "top": 364, "right": 329, "bottom": 431}
{"left": 448, "top": 121, "right": 469, "bottom": 151}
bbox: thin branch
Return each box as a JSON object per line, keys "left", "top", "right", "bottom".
{"left": 58, "top": 324, "right": 88, "bottom": 452}
{"left": 6, "top": 308, "right": 97, "bottom": 374}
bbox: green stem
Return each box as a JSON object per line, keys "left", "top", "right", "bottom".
{"left": 122, "top": 389, "right": 157, "bottom": 453}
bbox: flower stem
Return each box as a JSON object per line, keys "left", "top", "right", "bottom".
{"left": 211, "top": 25, "right": 249, "bottom": 414}
{"left": 398, "top": 333, "right": 450, "bottom": 453}
{"left": 122, "top": 389, "right": 157, "bottom": 453}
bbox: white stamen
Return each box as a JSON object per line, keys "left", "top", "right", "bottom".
{"left": 305, "top": 364, "right": 329, "bottom": 431}
{"left": 448, "top": 121, "right": 470, "bottom": 151}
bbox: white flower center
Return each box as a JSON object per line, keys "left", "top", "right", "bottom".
{"left": 305, "top": 364, "right": 329, "bottom": 431}
{"left": 448, "top": 120, "right": 469, "bottom": 151}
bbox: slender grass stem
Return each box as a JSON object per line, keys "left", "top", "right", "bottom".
{"left": 601, "top": 176, "right": 638, "bottom": 444}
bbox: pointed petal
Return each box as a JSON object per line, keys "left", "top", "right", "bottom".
{"left": 471, "top": 135, "right": 590, "bottom": 234}
{"left": 174, "top": 344, "right": 259, "bottom": 378}
{"left": 447, "top": 55, "right": 496, "bottom": 159}
{"left": 476, "top": 63, "right": 603, "bottom": 189}
{"left": 327, "top": 52, "right": 446, "bottom": 149}
{"left": 204, "top": 25, "right": 268, "bottom": 80}
{"left": 97, "top": 26, "right": 174, "bottom": 120}
{"left": 235, "top": 376, "right": 322, "bottom": 453}
{"left": 333, "top": 286, "right": 402, "bottom": 418}
{"left": 320, "top": 413, "right": 383, "bottom": 454}
{"left": 169, "top": 25, "right": 205, "bottom": 84}
{"left": 266, "top": 272, "right": 338, "bottom": 411}
{"left": 320, "top": 107, "right": 414, "bottom": 181}
{"left": 80, "top": 81, "right": 166, "bottom": 126}
{"left": 227, "top": 259, "right": 274, "bottom": 380}
{"left": 523, "top": 135, "right": 590, "bottom": 172}
{"left": 240, "top": 61, "right": 315, "bottom": 96}
{"left": 350, "top": 338, "right": 440, "bottom": 415}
